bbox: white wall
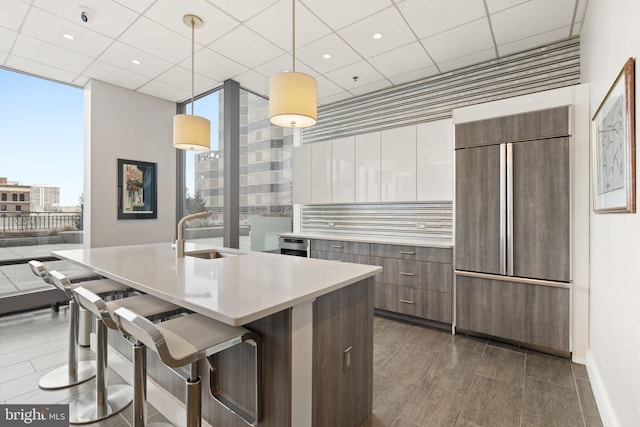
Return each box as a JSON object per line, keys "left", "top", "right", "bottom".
{"left": 452, "top": 85, "right": 591, "bottom": 364}
{"left": 84, "top": 80, "right": 176, "bottom": 248}
{"left": 581, "top": 0, "right": 640, "bottom": 425}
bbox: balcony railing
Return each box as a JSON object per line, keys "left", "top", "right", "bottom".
{"left": 0, "top": 212, "right": 81, "bottom": 233}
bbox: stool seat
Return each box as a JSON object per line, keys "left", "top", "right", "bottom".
{"left": 114, "top": 308, "right": 262, "bottom": 427}
{"left": 29, "top": 260, "right": 100, "bottom": 284}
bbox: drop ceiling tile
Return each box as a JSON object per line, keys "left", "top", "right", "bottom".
{"left": 295, "top": 33, "right": 360, "bottom": 74}
{"left": 324, "top": 60, "right": 386, "bottom": 91}
{"left": 11, "top": 34, "right": 93, "bottom": 73}
{"left": 300, "top": 0, "right": 391, "bottom": 31}
{"left": 145, "top": 0, "right": 239, "bottom": 46}
{"left": 98, "top": 41, "right": 173, "bottom": 78}
{"left": 181, "top": 47, "right": 248, "bottom": 82}
{"left": 119, "top": 17, "right": 191, "bottom": 64}
{"left": 20, "top": 7, "right": 113, "bottom": 58}
{"left": 72, "top": 75, "right": 89, "bottom": 86}
{"left": 349, "top": 79, "right": 392, "bottom": 96}
{"left": 368, "top": 41, "right": 434, "bottom": 80}
{"left": 32, "top": 0, "right": 139, "bottom": 39}
{"left": 112, "top": 0, "right": 156, "bottom": 14}
{"left": 137, "top": 79, "right": 191, "bottom": 102}
{"left": 208, "top": 0, "right": 280, "bottom": 23}
{"left": 315, "top": 75, "right": 345, "bottom": 98}
{"left": 208, "top": 25, "right": 284, "bottom": 70}
{"left": 5, "top": 55, "right": 78, "bottom": 83}
{"left": 388, "top": 66, "right": 439, "bottom": 85}
{"left": 421, "top": 18, "right": 494, "bottom": 64}
{"left": 252, "top": 53, "right": 317, "bottom": 79}
{"left": 318, "top": 91, "right": 353, "bottom": 106}
{"left": 155, "top": 65, "right": 219, "bottom": 95}
{"left": 0, "top": 26, "right": 17, "bottom": 52}
{"left": 438, "top": 48, "right": 496, "bottom": 72}
{"left": 485, "top": 0, "right": 531, "bottom": 14}
{"left": 498, "top": 26, "right": 571, "bottom": 56}
{"left": 338, "top": 6, "right": 416, "bottom": 59}
{"left": 245, "top": 0, "right": 331, "bottom": 51}
{"left": 572, "top": 21, "right": 582, "bottom": 36}
{"left": 398, "top": 0, "right": 486, "bottom": 39}
{"left": 235, "top": 69, "right": 270, "bottom": 97}
{"left": 0, "top": 0, "right": 30, "bottom": 31}
{"left": 0, "top": 51, "right": 8, "bottom": 64}
{"left": 83, "top": 60, "right": 149, "bottom": 90}
{"left": 491, "top": 0, "right": 575, "bottom": 45}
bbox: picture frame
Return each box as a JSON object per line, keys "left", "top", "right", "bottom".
{"left": 592, "top": 57, "right": 636, "bottom": 213}
{"left": 117, "top": 159, "right": 158, "bottom": 219}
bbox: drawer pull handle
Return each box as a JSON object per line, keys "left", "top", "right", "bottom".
{"left": 399, "top": 272, "right": 415, "bottom": 276}
{"left": 400, "top": 251, "right": 416, "bottom": 255}
{"left": 399, "top": 299, "right": 415, "bottom": 304}
{"left": 331, "top": 245, "right": 344, "bottom": 249}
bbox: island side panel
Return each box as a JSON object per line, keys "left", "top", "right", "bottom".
{"left": 313, "top": 277, "right": 374, "bottom": 427}
{"left": 207, "top": 308, "right": 292, "bottom": 427}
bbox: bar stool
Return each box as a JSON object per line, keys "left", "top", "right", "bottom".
{"left": 36, "top": 269, "right": 131, "bottom": 390}
{"left": 72, "top": 285, "right": 181, "bottom": 427}
{"left": 113, "top": 307, "right": 263, "bottom": 427}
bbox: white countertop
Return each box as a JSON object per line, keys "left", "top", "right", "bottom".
{"left": 53, "top": 242, "right": 381, "bottom": 326}
{"left": 280, "top": 233, "right": 454, "bottom": 248}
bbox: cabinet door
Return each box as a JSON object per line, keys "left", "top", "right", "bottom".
{"left": 455, "top": 144, "right": 503, "bottom": 274}
{"left": 311, "top": 141, "right": 332, "bottom": 204}
{"left": 332, "top": 136, "right": 355, "bottom": 203}
{"left": 381, "top": 126, "right": 417, "bottom": 201}
{"left": 355, "top": 132, "right": 381, "bottom": 202}
{"left": 512, "top": 137, "right": 570, "bottom": 282}
{"left": 417, "top": 119, "right": 454, "bottom": 201}
{"left": 292, "top": 144, "right": 311, "bottom": 204}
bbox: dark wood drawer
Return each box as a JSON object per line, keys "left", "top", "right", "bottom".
{"left": 369, "top": 257, "right": 451, "bottom": 293}
{"left": 310, "top": 250, "right": 369, "bottom": 265}
{"left": 374, "top": 283, "right": 452, "bottom": 323}
{"left": 310, "top": 239, "right": 370, "bottom": 256}
{"left": 369, "top": 243, "right": 451, "bottom": 263}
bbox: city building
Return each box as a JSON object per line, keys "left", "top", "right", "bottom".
{"left": 30, "top": 184, "right": 60, "bottom": 212}
{"left": 0, "top": 177, "right": 30, "bottom": 213}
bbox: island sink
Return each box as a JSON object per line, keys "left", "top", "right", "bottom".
{"left": 184, "top": 249, "right": 242, "bottom": 259}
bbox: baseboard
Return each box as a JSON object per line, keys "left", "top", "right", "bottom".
{"left": 586, "top": 350, "right": 617, "bottom": 427}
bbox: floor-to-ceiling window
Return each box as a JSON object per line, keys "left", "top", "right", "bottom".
{"left": 0, "top": 67, "right": 84, "bottom": 313}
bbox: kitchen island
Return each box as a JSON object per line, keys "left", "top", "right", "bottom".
{"left": 53, "top": 242, "right": 381, "bottom": 427}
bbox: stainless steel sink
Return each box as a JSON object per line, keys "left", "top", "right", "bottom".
{"left": 184, "top": 249, "right": 241, "bottom": 259}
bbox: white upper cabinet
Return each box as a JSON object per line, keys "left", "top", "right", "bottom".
{"left": 355, "top": 132, "right": 382, "bottom": 202}
{"left": 332, "top": 136, "right": 355, "bottom": 203}
{"left": 381, "top": 126, "right": 417, "bottom": 202}
{"left": 311, "top": 140, "right": 332, "bottom": 204}
{"left": 292, "top": 144, "right": 312, "bottom": 204}
{"left": 417, "top": 119, "right": 454, "bottom": 201}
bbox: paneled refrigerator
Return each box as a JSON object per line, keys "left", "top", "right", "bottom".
{"left": 454, "top": 107, "right": 572, "bottom": 355}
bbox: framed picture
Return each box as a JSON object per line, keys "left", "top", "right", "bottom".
{"left": 592, "top": 57, "right": 636, "bottom": 213}
{"left": 117, "top": 159, "right": 157, "bottom": 219}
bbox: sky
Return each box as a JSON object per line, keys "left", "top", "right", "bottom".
{"left": 0, "top": 66, "right": 221, "bottom": 207}
{"left": 0, "top": 67, "right": 83, "bottom": 207}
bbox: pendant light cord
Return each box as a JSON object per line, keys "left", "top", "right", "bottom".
{"left": 191, "top": 17, "right": 195, "bottom": 115}
{"left": 292, "top": 0, "right": 296, "bottom": 73}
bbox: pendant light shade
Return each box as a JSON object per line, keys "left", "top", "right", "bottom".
{"left": 269, "top": 0, "right": 317, "bottom": 128}
{"left": 269, "top": 71, "right": 317, "bottom": 128}
{"left": 173, "top": 14, "right": 210, "bottom": 151}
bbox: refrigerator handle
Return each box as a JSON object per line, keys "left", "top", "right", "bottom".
{"left": 506, "top": 143, "right": 514, "bottom": 276}
{"left": 500, "top": 143, "right": 507, "bottom": 275}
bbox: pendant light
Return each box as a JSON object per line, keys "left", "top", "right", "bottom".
{"left": 268, "top": 0, "right": 317, "bottom": 128}
{"left": 173, "top": 14, "right": 211, "bottom": 151}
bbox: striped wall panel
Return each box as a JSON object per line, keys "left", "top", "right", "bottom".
{"left": 301, "top": 203, "right": 453, "bottom": 240}
{"left": 302, "top": 37, "right": 580, "bottom": 144}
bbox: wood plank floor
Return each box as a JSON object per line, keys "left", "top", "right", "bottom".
{"left": 0, "top": 307, "right": 602, "bottom": 427}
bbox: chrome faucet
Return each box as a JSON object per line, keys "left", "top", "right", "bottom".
{"left": 176, "top": 211, "right": 212, "bottom": 258}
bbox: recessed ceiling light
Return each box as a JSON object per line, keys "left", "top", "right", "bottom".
{"left": 323, "top": 53, "right": 331, "bottom": 59}
{"left": 132, "top": 59, "right": 141, "bottom": 65}
{"left": 373, "top": 33, "right": 383, "bottom": 40}
{"left": 62, "top": 33, "right": 75, "bottom": 40}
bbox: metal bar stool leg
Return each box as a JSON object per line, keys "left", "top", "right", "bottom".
{"left": 186, "top": 362, "right": 202, "bottom": 427}
{"left": 39, "top": 298, "right": 96, "bottom": 389}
